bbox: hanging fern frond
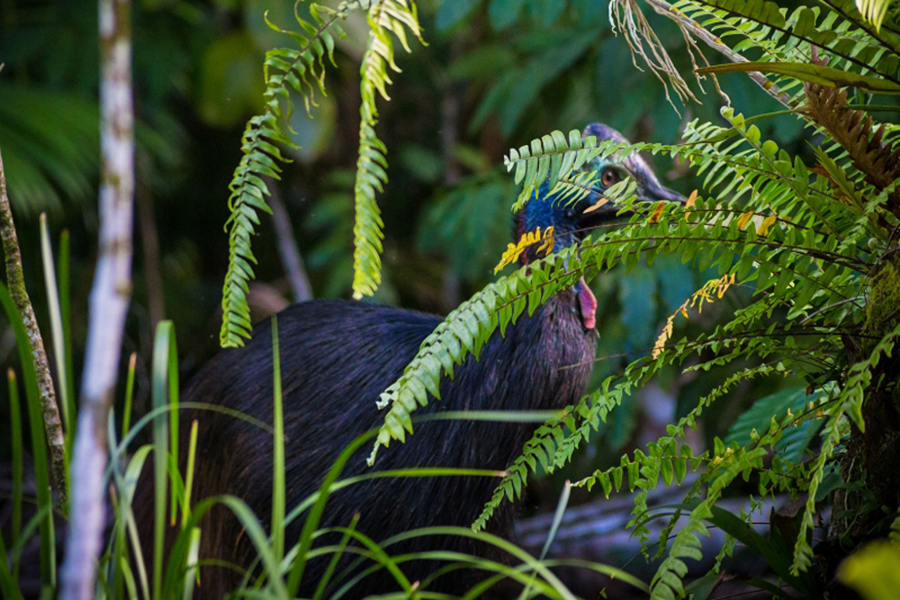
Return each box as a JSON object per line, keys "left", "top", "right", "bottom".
{"left": 220, "top": 4, "right": 348, "bottom": 347}
{"left": 791, "top": 322, "right": 900, "bottom": 573}
{"left": 351, "top": 0, "right": 425, "bottom": 299}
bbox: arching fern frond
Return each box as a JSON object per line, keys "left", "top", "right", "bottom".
{"left": 220, "top": 4, "right": 348, "bottom": 347}
{"left": 504, "top": 129, "right": 606, "bottom": 212}
{"left": 790, "top": 322, "right": 900, "bottom": 574}
{"left": 352, "top": 0, "right": 425, "bottom": 299}
{"left": 672, "top": 0, "right": 900, "bottom": 82}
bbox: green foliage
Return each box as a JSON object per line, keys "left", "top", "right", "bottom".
{"left": 220, "top": 0, "right": 426, "bottom": 340}
{"left": 669, "top": 0, "right": 900, "bottom": 91}
{"left": 0, "top": 86, "right": 99, "bottom": 216}
{"left": 7, "top": 0, "right": 900, "bottom": 596}
{"left": 366, "top": 0, "right": 900, "bottom": 592}
{"left": 351, "top": 0, "right": 425, "bottom": 300}
{"left": 0, "top": 284, "right": 56, "bottom": 592}
{"left": 220, "top": 4, "right": 347, "bottom": 347}
{"left": 504, "top": 128, "right": 603, "bottom": 211}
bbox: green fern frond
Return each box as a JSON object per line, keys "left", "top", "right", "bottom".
{"left": 674, "top": 0, "right": 900, "bottom": 80}
{"left": 366, "top": 248, "right": 586, "bottom": 465}
{"left": 368, "top": 105, "right": 894, "bottom": 594}
{"left": 503, "top": 129, "right": 606, "bottom": 212}
{"left": 220, "top": 4, "right": 349, "bottom": 347}
{"left": 791, "top": 322, "right": 900, "bottom": 573}
{"left": 351, "top": 0, "right": 425, "bottom": 299}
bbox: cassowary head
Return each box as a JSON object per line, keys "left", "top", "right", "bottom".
{"left": 515, "top": 122, "right": 684, "bottom": 330}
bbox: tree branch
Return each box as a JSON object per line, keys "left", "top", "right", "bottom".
{"left": 266, "top": 177, "right": 313, "bottom": 302}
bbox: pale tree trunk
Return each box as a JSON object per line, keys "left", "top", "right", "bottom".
{"left": 59, "top": 0, "right": 134, "bottom": 597}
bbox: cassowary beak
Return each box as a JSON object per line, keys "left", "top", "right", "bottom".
{"left": 575, "top": 167, "right": 684, "bottom": 234}
{"left": 642, "top": 179, "right": 686, "bottom": 203}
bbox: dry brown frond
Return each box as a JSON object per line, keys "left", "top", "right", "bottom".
{"left": 800, "top": 82, "right": 900, "bottom": 218}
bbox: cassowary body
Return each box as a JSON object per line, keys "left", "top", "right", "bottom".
{"left": 139, "top": 123, "right": 681, "bottom": 597}
{"left": 186, "top": 295, "right": 593, "bottom": 597}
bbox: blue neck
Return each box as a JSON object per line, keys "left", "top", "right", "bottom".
{"left": 521, "top": 182, "right": 580, "bottom": 251}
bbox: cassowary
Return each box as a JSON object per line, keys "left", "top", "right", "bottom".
{"left": 137, "top": 123, "right": 682, "bottom": 597}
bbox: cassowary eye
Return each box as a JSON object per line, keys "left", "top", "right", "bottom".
{"left": 600, "top": 167, "right": 619, "bottom": 188}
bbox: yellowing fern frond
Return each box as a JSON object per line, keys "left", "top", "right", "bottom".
{"left": 583, "top": 197, "right": 610, "bottom": 213}
{"left": 684, "top": 189, "right": 698, "bottom": 221}
{"left": 653, "top": 273, "right": 737, "bottom": 358}
{"left": 536, "top": 225, "right": 555, "bottom": 256}
{"left": 736, "top": 210, "right": 755, "bottom": 231}
{"left": 648, "top": 201, "right": 667, "bottom": 224}
{"left": 493, "top": 226, "right": 554, "bottom": 274}
{"left": 736, "top": 210, "right": 779, "bottom": 236}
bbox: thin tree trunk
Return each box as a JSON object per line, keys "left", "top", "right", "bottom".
{"left": 136, "top": 155, "right": 165, "bottom": 329}
{"left": 265, "top": 177, "right": 313, "bottom": 302}
{"left": 0, "top": 149, "right": 67, "bottom": 500}
{"left": 59, "top": 0, "right": 134, "bottom": 597}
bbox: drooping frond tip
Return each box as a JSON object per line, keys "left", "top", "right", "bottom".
{"left": 352, "top": 0, "right": 425, "bottom": 300}
{"left": 220, "top": 5, "right": 348, "bottom": 347}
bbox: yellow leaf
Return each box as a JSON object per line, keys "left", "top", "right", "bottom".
{"left": 648, "top": 201, "right": 666, "bottom": 224}
{"left": 583, "top": 197, "right": 610, "bottom": 213}
{"left": 655, "top": 273, "right": 737, "bottom": 356}
{"left": 684, "top": 190, "right": 698, "bottom": 221}
{"left": 758, "top": 214, "right": 778, "bottom": 236}
{"left": 736, "top": 211, "right": 755, "bottom": 231}
{"left": 493, "top": 227, "right": 544, "bottom": 274}
{"left": 652, "top": 315, "right": 675, "bottom": 359}
{"left": 685, "top": 189, "right": 698, "bottom": 208}
{"left": 536, "top": 226, "right": 555, "bottom": 256}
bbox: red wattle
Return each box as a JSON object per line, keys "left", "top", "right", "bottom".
{"left": 577, "top": 277, "right": 597, "bottom": 330}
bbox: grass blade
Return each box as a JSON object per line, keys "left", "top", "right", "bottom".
{"left": 181, "top": 420, "right": 198, "bottom": 530}
{"left": 181, "top": 527, "right": 201, "bottom": 600}
{"left": 57, "top": 229, "right": 77, "bottom": 434}
{"left": 0, "top": 282, "right": 56, "bottom": 588}
{"left": 312, "top": 513, "right": 360, "bottom": 600}
{"left": 7, "top": 369, "right": 23, "bottom": 579}
{"left": 0, "top": 527, "right": 23, "bottom": 600}
{"left": 122, "top": 352, "right": 137, "bottom": 441}
{"left": 39, "top": 213, "right": 73, "bottom": 464}
{"left": 151, "top": 321, "right": 179, "bottom": 600}
{"left": 272, "top": 316, "right": 285, "bottom": 563}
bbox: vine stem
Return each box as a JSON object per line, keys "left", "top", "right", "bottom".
{"left": 59, "top": 0, "right": 134, "bottom": 597}
{"left": 643, "top": 0, "right": 794, "bottom": 108}
{"left": 0, "top": 149, "right": 68, "bottom": 501}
